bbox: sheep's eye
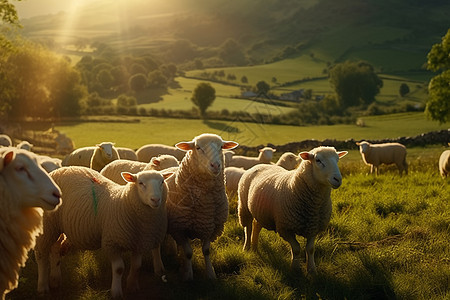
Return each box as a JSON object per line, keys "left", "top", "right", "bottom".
{"left": 316, "top": 158, "right": 324, "bottom": 166}
{"left": 138, "top": 181, "right": 145, "bottom": 187}
{"left": 196, "top": 146, "right": 204, "bottom": 153}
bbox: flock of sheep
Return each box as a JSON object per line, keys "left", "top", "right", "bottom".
{"left": 0, "top": 132, "right": 449, "bottom": 299}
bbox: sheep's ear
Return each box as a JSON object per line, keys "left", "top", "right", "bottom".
{"left": 337, "top": 151, "right": 348, "bottom": 159}
{"left": 222, "top": 141, "right": 238, "bottom": 150}
{"left": 356, "top": 142, "right": 361, "bottom": 146}
{"left": 3, "top": 150, "right": 15, "bottom": 167}
{"left": 162, "top": 172, "right": 174, "bottom": 180}
{"left": 121, "top": 172, "right": 136, "bottom": 183}
{"left": 175, "top": 141, "right": 195, "bottom": 151}
{"left": 151, "top": 157, "right": 161, "bottom": 166}
{"left": 299, "top": 151, "right": 314, "bottom": 161}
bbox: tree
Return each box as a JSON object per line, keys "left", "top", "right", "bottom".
{"left": 426, "top": 29, "right": 450, "bottom": 124}
{"left": 256, "top": 81, "right": 270, "bottom": 94}
{"left": 191, "top": 82, "right": 215, "bottom": 117}
{"left": 0, "top": 0, "right": 21, "bottom": 26}
{"left": 399, "top": 83, "right": 410, "bottom": 97}
{"left": 329, "top": 61, "right": 383, "bottom": 108}
{"left": 128, "top": 73, "right": 147, "bottom": 92}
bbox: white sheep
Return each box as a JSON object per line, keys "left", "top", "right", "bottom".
{"left": 36, "top": 155, "right": 62, "bottom": 173}
{"left": 0, "top": 148, "right": 61, "bottom": 298}
{"left": 439, "top": 149, "right": 450, "bottom": 178}
{"left": 275, "top": 151, "right": 301, "bottom": 170}
{"left": 223, "top": 150, "right": 235, "bottom": 167}
{"left": 116, "top": 147, "right": 138, "bottom": 161}
{"left": 0, "top": 134, "right": 12, "bottom": 147}
{"left": 136, "top": 143, "right": 186, "bottom": 162}
{"left": 62, "top": 142, "right": 119, "bottom": 172}
{"left": 165, "top": 133, "right": 238, "bottom": 280}
{"left": 35, "top": 166, "right": 173, "bottom": 298}
{"left": 224, "top": 167, "right": 245, "bottom": 200}
{"left": 101, "top": 155, "right": 179, "bottom": 184}
{"left": 356, "top": 141, "right": 408, "bottom": 175}
{"left": 229, "top": 146, "right": 276, "bottom": 169}
{"left": 238, "top": 146, "right": 347, "bottom": 275}
{"left": 16, "top": 140, "right": 33, "bottom": 151}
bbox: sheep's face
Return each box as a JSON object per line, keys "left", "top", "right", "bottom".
{"left": 357, "top": 141, "right": 371, "bottom": 154}
{"left": 259, "top": 147, "right": 276, "bottom": 162}
{"left": 122, "top": 170, "right": 173, "bottom": 208}
{"left": 176, "top": 133, "right": 238, "bottom": 177}
{"left": 0, "top": 149, "right": 61, "bottom": 210}
{"left": 148, "top": 155, "right": 179, "bottom": 171}
{"left": 300, "top": 147, "right": 347, "bottom": 189}
{"left": 97, "top": 142, "right": 115, "bottom": 159}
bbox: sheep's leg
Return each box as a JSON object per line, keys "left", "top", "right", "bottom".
{"left": 179, "top": 239, "right": 194, "bottom": 281}
{"left": 279, "top": 230, "right": 301, "bottom": 271}
{"left": 110, "top": 253, "right": 125, "bottom": 299}
{"left": 305, "top": 236, "right": 317, "bottom": 275}
{"left": 35, "top": 249, "right": 50, "bottom": 294}
{"left": 243, "top": 220, "right": 253, "bottom": 251}
{"left": 250, "top": 219, "right": 263, "bottom": 252}
{"left": 151, "top": 245, "right": 166, "bottom": 276}
{"left": 49, "top": 243, "right": 62, "bottom": 289}
{"left": 126, "top": 252, "right": 142, "bottom": 293}
{"left": 202, "top": 239, "right": 216, "bottom": 279}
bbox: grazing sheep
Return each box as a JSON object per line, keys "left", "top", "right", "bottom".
{"left": 62, "top": 142, "right": 119, "bottom": 172}
{"left": 356, "top": 141, "right": 408, "bottom": 175}
{"left": 136, "top": 143, "right": 186, "bottom": 162}
{"left": 229, "top": 146, "right": 276, "bottom": 169}
{"left": 238, "top": 146, "right": 347, "bottom": 275}
{"left": 223, "top": 150, "right": 235, "bottom": 167}
{"left": 0, "top": 148, "right": 61, "bottom": 299}
{"left": 0, "top": 134, "right": 12, "bottom": 147}
{"left": 224, "top": 167, "right": 245, "bottom": 200}
{"left": 276, "top": 152, "right": 301, "bottom": 170}
{"left": 16, "top": 140, "right": 33, "bottom": 151}
{"left": 101, "top": 155, "right": 179, "bottom": 185}
{"left": 439, "top": 149, "right": 450, "bottom": 178}
{"left": 117, "top": 147, "right": 138, "bottom": 161}
{"left": 166, "top": 133, "right": 238, "bottom": 280}
{"left": 35, "top": 167, "right": 173, "bottom": 298}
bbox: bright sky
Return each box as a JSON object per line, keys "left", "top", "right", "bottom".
{"left": 15, "top": 0, "right": 78, "bottom": 19}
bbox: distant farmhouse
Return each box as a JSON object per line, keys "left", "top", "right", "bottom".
{"left": 280, "top": 89, "right": 304, "bottom": 102}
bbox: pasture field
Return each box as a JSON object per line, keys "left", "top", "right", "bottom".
{"left": 53, "top": 112, "right": 448, "bottom": 150}
{"left": 8, "top": 147, "right": 449, "bottom": 300}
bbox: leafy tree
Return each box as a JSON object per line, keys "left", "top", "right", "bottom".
{"left": 256, "top": 81, "right": 270, "bottom": 94}
{"left": 241, "top": 75, "right": 248, "bottom": 84}
{"left": 147, "top": 70, "right": 167, "bottom": 88}
{"left": 329, "top": 61, "right": 383, "bottom": 108}
{"left": 399, "top": 83, "right": 410, "bottom": 97}
{"left": 129, "top": 73, "right": 147, "bottom": 92}
{"left": 219, "top": 39, "right": 246, "bottom": 65}
{"left": 0, "top": 0, "right": 21, "bottom": 26}
{"left": 191, "top": 82, "right": 215, "bottom": 117}
{"left": 426, "top": 29, "right": 450, "bottom": 124}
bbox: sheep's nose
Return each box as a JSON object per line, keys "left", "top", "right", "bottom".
{"left": 210, "top": 162, "right": 221, "bottom": 173}
{"left": 150, "top": 197, "right": 161, "bottom": 207}
{"left": 331, "top": 176, "right": 342, "bottom": 189}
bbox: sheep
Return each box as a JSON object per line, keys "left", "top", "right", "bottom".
{"left": 165, "top": 133, "right": 238, "bottom": 281}
{"left": 36, "top": 155, "right": 62, "bottom": 173}
{"left": 356, "top": 141, "right": 408, "bottom": 175}
{"left": 16, "top": 140, "right": 33, "bottom": 151}
{"left": 223, "top": 150, "right": 235, "bottom": 167}
{"left": 238, "top": 146, "right": 347, "bottom": 275}
{"left": 101, "top": 155, "right": 179, "bottom": 184}
{"left": 0, "top": 134, "right": 12, "bottom": 147}
{"left": 224, "top": 167, "right": 245, "bottom": 200}
{"left": 136, "top": 143, "right": 186, "bottom": 162}
{"left": 0, "top": 148, "right": 61, "bottom": 299}
{"left": 439, "top": 149, "right": 450, "bottom": 178}
{"left": 62, "top": 142, "right": 119, "bottom": 172}
{"left": 35, "top": 166, "right": 173, "bottom": 299}
{"left": 116, "top": 147, "right": 138, "bottom": 161}
{"left": 229, "top": 146, "right": 276, "bottom": 169}
{"left": 54, "top": 133, "right": 74, "bottom": 155}
{"left": 276, "top": 151, "right": 301, "bottom": 170}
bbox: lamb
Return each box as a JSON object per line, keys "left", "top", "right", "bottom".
{"left": 0, "top": 134, "right": 12, "bottom": 147}
{"left": 117, "top": 147, "right": 138, "bottom": 161}
{"left": 275, "top": 151, "right": 301, "bottom": 170}
{"left": 101, "top": 155, "right": 179, "bottom": 184}
{"left": 229, "top": 146, "right": 276, "bottom": 169}
{"left": 439, "top": 149, "right": 450, "bottom": 178}
{"left": 224, "top": 167, "right": 245, "bottom": 200}
{"left": 165, "top": 133, "right": 238, "bottom": 280}
{"left": 238, "top": 146, "right": 347, "bottom": 275}
{"left": 0, "top": 148, "right": 61, "bottom": 299}
{"left": 136, "top": 143, "right": 186, "bottom": 162}
{"left": 35, "top": 166, "right": 173, "bottom": 298}
{"left": 62, "top": 142, "right": 119, "bottom": 172}
{"left": 356, "top": 141, "right": 408, "bottom": 175}
{"left": 16, "top": 140, "right": 33, "bottom": 151}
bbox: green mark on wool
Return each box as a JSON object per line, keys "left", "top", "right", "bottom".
{"left": 91, "top": 184, "right": 98, "bottom": 216}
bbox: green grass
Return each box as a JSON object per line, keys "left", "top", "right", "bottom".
{"left": 7, "top": 148, "right": 450, "bottom": 300}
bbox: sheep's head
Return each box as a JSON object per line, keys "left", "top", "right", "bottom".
{"left": 121, "top": 170, "right": 173, "bottom": 208}
{"left": 258, "top": 147, "right": 276, "bottom": 162}
{"left": 175, "top": 133, "right": 238, "bottom": 177}
{"left": 300, "top": 146, "right": 347, "bottom": 189}
{"left": 280, "top": 152, "right": 301, "bottom": 170}
{"left": 0, "top": 148, "right": 61, "bottom": 210}
{"left": 146, "top": 155, "right": 179, "bottom": 171}
{"left": 356, "top": 141, "right": 371, "bottom": 154}
{"left": 96, "top": 142, "right": 116, "bottom": 159}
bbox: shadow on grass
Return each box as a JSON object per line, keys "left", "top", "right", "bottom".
{"left": 203, "top": 119, "right": 239, "bottom": 133}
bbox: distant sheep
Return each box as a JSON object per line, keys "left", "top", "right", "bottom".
{"left": 224, "top": 167, "right": 245, "bottom": 200}
{"left": 101, "top": 155, "right": 179, "bottom": 184}
{"left": 54, "top": 133, "right": 74, "bottom": 155}
{"left": 276, "top": 152, "right": 301, "bottom": 170}
{"left": 36, "top": 155, "right": 62, "bottom": 173}
{"left": 229, "top": 146, "right": 276, "bottom": 169}
{"left": 62, "top": 142, "right": 119, "bottom": 172}
{"left": 223, "top": 150, "right": 235, "bottom": 167}
{"left": 0, "top": 134, "right": 12, "bottom": 147}
{"left": 136, "top": 143, "right": 186, "bottom": 162}
{"left": 439, "top": 149, "right": 450, "bottom": 178}
{"left": 35, "top": 167, "right": 173, "bottom": 298}
{"left": 116, "top": 147, "right": 138, "bottom": 161}
{"left": 0, "top": 148, "right": 61, "bottom": 298}
{"left": 16, "top": 141, "right": 33, "bottom": 151}
{"left": 356, "top": 141, "right": 408, "bottom": 175}
{"left": 238, "top": 146, "right": 347, "bottom": 275}
{"left": 166, "top": 133, "right": 238, "bottom": 280}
